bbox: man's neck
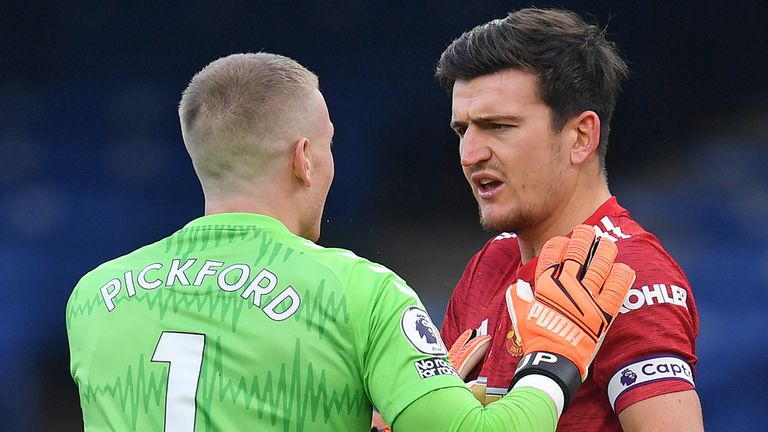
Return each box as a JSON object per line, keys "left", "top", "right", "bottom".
{"left": 517, "top": 182, "right": 611, "bottom": 264}
{"left": 204, "top": 194, "right": 301, "bottom": 236}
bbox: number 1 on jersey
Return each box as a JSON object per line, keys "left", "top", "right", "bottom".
{"left": 152, "top": 332, "right": 205, "bottom": 432}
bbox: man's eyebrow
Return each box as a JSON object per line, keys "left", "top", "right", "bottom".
{"left": 450, "top": 114, "right": 523, "bottom": 129}
{"left": 473, "top": 114, "right": 524, "bottom": 123}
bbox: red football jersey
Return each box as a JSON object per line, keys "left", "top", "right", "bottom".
{"left": 441, "top": 197, "right": 699, "bottom": 431}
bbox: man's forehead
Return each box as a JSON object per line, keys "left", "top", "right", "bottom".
{"left": 451, "top": 70, "right": 542, "bottom": 118}
{"left": 456, "top": 68, "right": 537, "bottom": 87}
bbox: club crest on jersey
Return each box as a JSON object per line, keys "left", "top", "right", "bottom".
{"left": 400, "top": 306, "right": 447, "bottom": 355}
{"left": 504, "top": 282, "right": 525, "bottom": 357}
{"left": 505, "top": 328, "right": 524, "bottom": 357}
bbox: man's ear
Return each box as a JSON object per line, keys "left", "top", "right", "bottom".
{"left": 293, "top": 137, "right": 311, "bottom": 187}
{"left": 570, "top": 110, "right": 601, "bottom": 165}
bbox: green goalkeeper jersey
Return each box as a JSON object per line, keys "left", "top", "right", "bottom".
{"left": 67, "top": 213, "right": 557, "bottom": 432}
{"left": 67, "top": 213, "right": 463, "bottom": 431}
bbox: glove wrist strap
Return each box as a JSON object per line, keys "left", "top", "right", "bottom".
{"left": 510, "top": 352, "right": 581, "bottom": 413}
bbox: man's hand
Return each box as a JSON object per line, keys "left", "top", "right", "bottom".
{"left": 506, "top": 225, "right": 635, "bottom": 410}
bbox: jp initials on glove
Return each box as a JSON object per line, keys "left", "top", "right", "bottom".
{"left": 506, "top": 224, "right": 635, "bottom": 411}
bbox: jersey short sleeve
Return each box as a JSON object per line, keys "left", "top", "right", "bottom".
{"left": 590, "top": 231, "right": 699, "bottom": 413}
{"left": 345, "top": 262, "right": 468, "bottom": 425}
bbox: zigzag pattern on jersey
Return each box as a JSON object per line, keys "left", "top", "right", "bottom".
{"left": 66, "top": 278, "right": 349, "bottom": 337}
{"left": 78, "top": 337, "right": 369, "bottom": 431}
{"left": 76, "top": 352, "right": 166, "bottom": 430}
{"left": 66, "top": 286, "right": 250, "bottom": 331}
{"left": 164, "top": 224, "right": 296, "bottom": 265}
{"left": 299, "top": 279, "right": 349, "bottom": 338}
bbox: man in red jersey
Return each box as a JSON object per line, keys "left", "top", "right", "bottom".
{"left": 435, "top": 8, "right": 703, "bottom": 431}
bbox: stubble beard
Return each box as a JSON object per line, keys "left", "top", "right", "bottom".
{"left": 473, "top": 139, "right": 563, "bottom": 234}
{"left": 477, "top": 158, "right": 561, "bottom": 234}
{"left": 478, "top": 204, "right": 534, "bottom": 233}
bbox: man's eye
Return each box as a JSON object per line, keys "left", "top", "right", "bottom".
{"left": 454, "top": 127, "right": 467, "bottom": 137}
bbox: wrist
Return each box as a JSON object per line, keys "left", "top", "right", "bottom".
{"left": 510, "top": 352, "right": 581, "bottom": 413}
{"left": 512, "top": 374, "right": 565, "bottom": 417}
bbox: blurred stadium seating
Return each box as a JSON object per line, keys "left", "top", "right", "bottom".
{"left": 1, "top": 1, "right": 766, "bottom": 430}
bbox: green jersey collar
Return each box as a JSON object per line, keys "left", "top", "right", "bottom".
{"left": 183, "top": 213, "right": 292, "bottom": 234}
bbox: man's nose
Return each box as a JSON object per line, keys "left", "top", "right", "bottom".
{"left": 460, "top": 126, "right": 491, "bottom": 167}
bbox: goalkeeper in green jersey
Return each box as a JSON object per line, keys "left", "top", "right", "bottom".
{"left": 66, "top": 52, "right": 633, "bottom": 432}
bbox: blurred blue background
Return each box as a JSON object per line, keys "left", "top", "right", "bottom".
{"left": 2, "top": 1, "right": 767, "bottom": 430}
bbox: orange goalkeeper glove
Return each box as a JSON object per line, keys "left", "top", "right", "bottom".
{"left": 447, "top": 329, "right": 491, "bottom": 379}
{"left": 506, "top": 224, "right": 635, "bottom": 412}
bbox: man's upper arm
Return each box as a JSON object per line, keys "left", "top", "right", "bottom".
{"left": 618, "top": 390, "right": 703, "bottom": 431}
{"left": 352, "top": 270, "right": 466, "bottom": 424}
{"left": 592, "top": 234, "right": 700, "bottom": 418}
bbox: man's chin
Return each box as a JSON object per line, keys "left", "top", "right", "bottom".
{"left": 479, "top": 210, "right": 526, "bottom": 233}
{"left": 479, "top": 214, "right": 507, "bottom": 232}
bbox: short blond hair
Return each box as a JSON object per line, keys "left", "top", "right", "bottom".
{"left": 179, "top": 52, "right": 319, "bottom": 180}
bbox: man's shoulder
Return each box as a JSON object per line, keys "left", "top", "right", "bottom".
{"left": 66, "top": 236, "right": 175, "bottom": 325}
{"left": 451, "top": 232, "right": 522, "bottom": 302}
{"left": 463, "top": 232, "right": 523, "bottom": 286}
{"left": 301, "top": 242, "right": 400, "bottom": 282}
{"left": 598, "top": 212, "right": 688, "bottom": 282}
{"left": 593, "top": 209, "right": 696, "bottom": 323}
{"left": 301, "top": 242, "right": 424, "bottom": 302}
{"left": 75, "top": 238, "right": 168, "bottom": 286}
{"left": 475, "top": 232, "right": 522, "bottom": 262}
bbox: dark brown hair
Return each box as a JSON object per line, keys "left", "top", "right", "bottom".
{"left": 436, "top": 8, "right": 629, "bottom": 167}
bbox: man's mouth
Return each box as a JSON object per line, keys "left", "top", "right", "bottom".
{"left": 477, "top": 178, "right": 503, "bottom": 198}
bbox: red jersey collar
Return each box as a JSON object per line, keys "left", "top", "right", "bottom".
{"left": 516, "top": 196, "right": 625, "bottom": 282}
{"left": 582, "top": 196, "right": 626, "bottom": 227}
